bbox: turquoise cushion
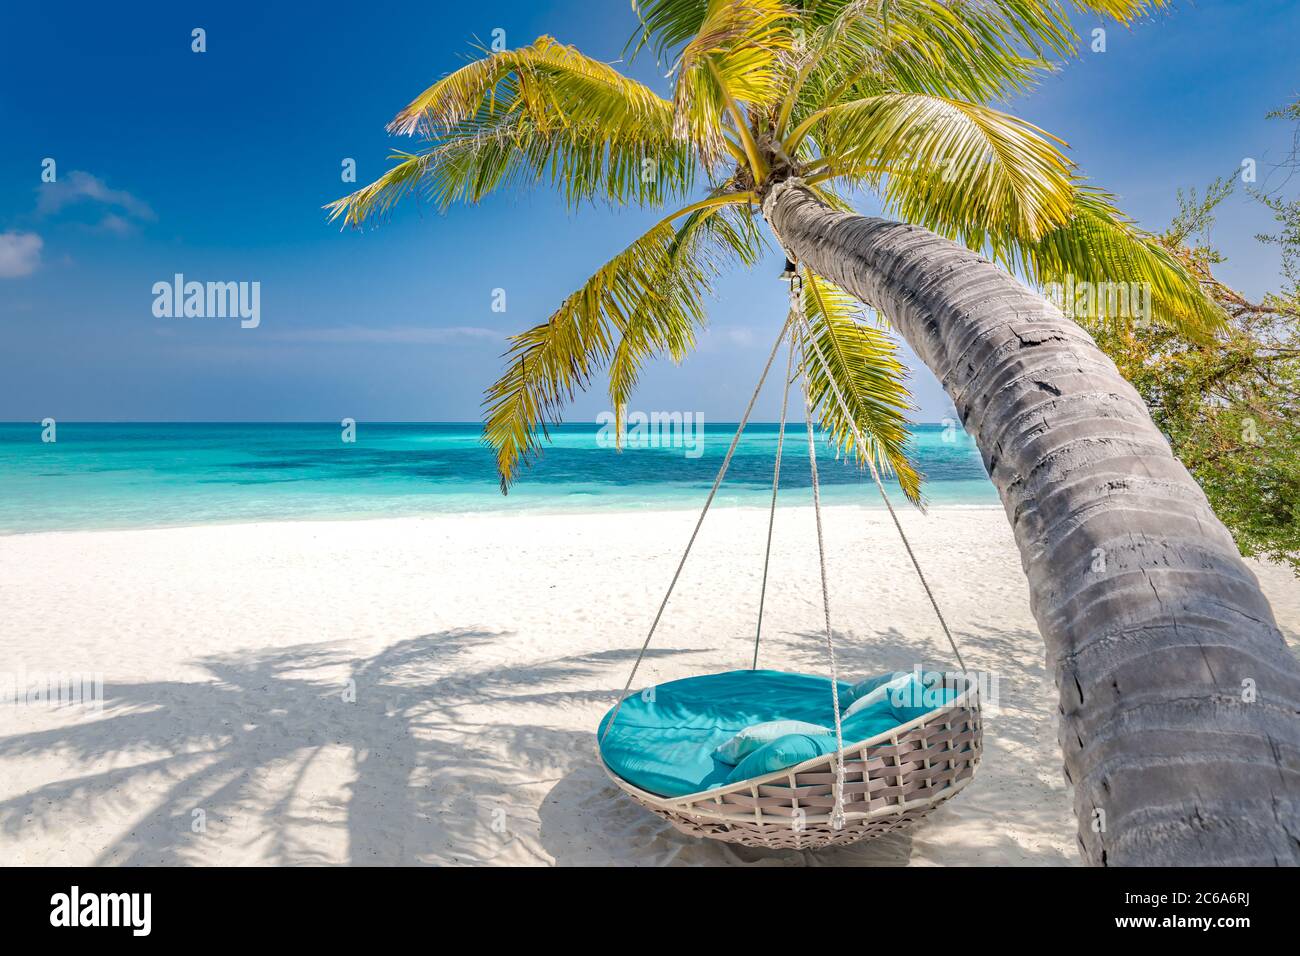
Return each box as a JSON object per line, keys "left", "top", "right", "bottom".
{"left": 597, "top": 670, "right": 855, "bottom": 798}
{"left": 597, "top": 669, "right": 958, "bottom": 798}
{"left": 840, "top": 708, "right": 901, "bottom": 742}
{"left": 713, "top": 719, "right": 834, "bottom": 765}
{"left": 845, "top": 671, "right": 902, "bottom": 704}
{"left": 843, "top": 671, "right": 913, "bottom": 718}
{"left": 888, "top": 675, "right": 960, "bottom": 723}
{"left": 725, "top": 733, "right": 838, "bottom": 783}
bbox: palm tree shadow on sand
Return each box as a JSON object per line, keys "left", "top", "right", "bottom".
{"left": 0, "top": 629, "right": 620, "bottom": 865}
{"left": 0, "top": 625, "right": 1073, "bottom": 865}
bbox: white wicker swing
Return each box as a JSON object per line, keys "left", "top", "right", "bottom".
{"left": 597, "top": 264, "right": 982, "bottom": 851}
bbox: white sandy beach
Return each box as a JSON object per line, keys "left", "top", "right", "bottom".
{"left": 1, "top": 505, "right": 1296, "bottom": 866}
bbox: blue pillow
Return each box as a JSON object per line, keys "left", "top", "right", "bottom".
{"left": 843, "top": 672, "right": 913, "bottom": 718}
{"left": 889, "top": 678, "right": 959, "bottom": 724}
{"left": 713, "top": 719, "right": 834, "bottom": 765}
{"left": 725, "top": 733, "right": 839, "bottom": 783}
{"left": 845, "top": 671, "right": 904, "bottom": 704}
{"left": 840, "top": 710, "right": 900, "bottom": 743}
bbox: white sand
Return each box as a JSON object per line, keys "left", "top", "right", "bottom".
{"left": 0, "top": 506, "right": 1295, "bottom": 867}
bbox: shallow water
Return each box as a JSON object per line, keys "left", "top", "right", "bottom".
{"left": 0, "top": 422, "right": 996, "bottom": 533}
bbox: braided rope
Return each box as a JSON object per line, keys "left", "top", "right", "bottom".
{"left": 601, "top": 179, "right": 968, "bottom": 826}
{"left": 601, "top": 318, "right": 792, "bottom": 742}
{"left": 795, "top": 302, "right": 969, "bottom": 675}
{"left": 752, "top": 330, "right": 796, "bottom": 670}
{"left": 792, "top": 278, "right": 848, "bottom": 831}
{"left": 762, "top": 178, "right": 966, "bottom": 676}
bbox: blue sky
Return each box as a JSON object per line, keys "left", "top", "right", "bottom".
{"left": 1, "top": 0, "right": 1297, "bottom": 423}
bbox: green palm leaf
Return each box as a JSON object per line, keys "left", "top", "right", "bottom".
{"left": 785, "top": 0, "right": 1053, "bottom": 125}
{"left": 998, "top": 187, "right": 1225, "bottom": 337}
{"left": 327, "top": 112, "right": 694, "bottom": 225}
{"left": 390, "top": 35, "right": 672, "bottom": 138}
{"left": 799, "top": 268, "right": 922, "bottom": 503}
{"left": 630, "top": 0, "right": 810, "bottom": 62}
{"left": 633, "top": 1, "right": 1167, "bottom": 77}
{"left": 670, "top": 0, "right": 795, "bottom": 162}
{"left": 484, "top": 198, "right": 754, "bottom": 489}
{"left": 328, "top": 36, "right": 695, "bottom": 226}
{"left": 608, "top": 201, "right": 764, "bottom": 432}
{"left": 800, "top": 92, "right": 1076, "bottom": 240}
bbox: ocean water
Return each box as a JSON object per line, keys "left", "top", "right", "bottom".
{"left": 0, "top": 422, "right": 996, "bottom": 534}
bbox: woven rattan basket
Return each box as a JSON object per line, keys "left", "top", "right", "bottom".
{"left": 600, "top": 676, "right": 981, "bottom": 850}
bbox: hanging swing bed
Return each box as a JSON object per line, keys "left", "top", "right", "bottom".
{"left": 596, "top": 267, "right": 982, "bottom": 851}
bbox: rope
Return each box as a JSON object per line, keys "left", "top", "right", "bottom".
{"left": 760, "top": 177, "right": 965, "bottom": 675}
{"left": 794, "top": 286, "right": 847, "bottom": 832}
{"left": 601, "top": 317, "right": 792, "bottom": 742}
{"left": 597, "top": 199, "right": 968, "bottom": 831}
{"left": 794, "top": 297, "right": 969, "bottom": 675}
{"left": 752, "top": 330, "right": 796, "bottom": 670}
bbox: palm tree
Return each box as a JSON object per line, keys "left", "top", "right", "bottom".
{"left": 329, "top": 0, "right": 1300, "bottom": 865}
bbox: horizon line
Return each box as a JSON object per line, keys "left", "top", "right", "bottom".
{"left": 0, "top": 419, "right": 961, "bottom": 427}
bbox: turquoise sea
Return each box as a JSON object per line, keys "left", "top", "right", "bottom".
{"left": 0, "top": 422, "right": 996, "bottom": 534}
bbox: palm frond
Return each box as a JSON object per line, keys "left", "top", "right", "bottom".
{"left": 634, "top": 1, "right": 1165, "bottom": 99}
{"left": 628, "top": 0, "right": 710, "bottom": 62}
{"left": 631, "top": 0, "right": 826, "bottom": 61}
{"left": 391, "top": 35, "right": 671, "bottom": 138}
{"left": 328, "top": 36, "right": 697, "bottom": 225}
{"left": 670, "top": 0, "right": 795, "bottom": 161}
{"left": 1071, "top": 0, "right": 1168, "bottom": 23}
{"left": 334, "top": 0, "right": 1181, "bottom": 506}
{"left": 785, "top": 0, "right": 1054, "bottom": 130}
{"left": 484, "top": 198, "right": 753, "bottom": 489}
{"left": 805, "top": 92, "right": 1075, "bottom": 240}
{"left": 608, "top": 201, "right": 764, "bottom": 429}
{"left": 799, "top": 268, "right": 922, "bottom": 503}
{"left": 328, "top": 111, "right": 696, "bottom": 225}
{"left": 955, "top": 1, "right": 1167, "bottom": 58}
{"left": 999, "top": 186, "right": 1225, "bottom": 337}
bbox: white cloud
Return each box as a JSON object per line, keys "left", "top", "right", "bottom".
{"left": 37, "top": 171, "right": 155, "bottom": 223}
{"left": 95, "top": 213, "right": 137, "bottom": 236}
{"left": 0, "top": 231, "right": 43, "bottom": 278}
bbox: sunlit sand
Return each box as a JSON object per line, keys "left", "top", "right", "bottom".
{"left": 1, "top": 506, "right": 1295, "bottom": 865}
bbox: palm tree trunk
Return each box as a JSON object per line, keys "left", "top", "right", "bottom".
{"left": 766, "top": 181, "right": 1300, "bottom": 866}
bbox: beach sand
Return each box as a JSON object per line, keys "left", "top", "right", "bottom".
{"left": 1, "top": 506, "right": 1296, "bottom": 866}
